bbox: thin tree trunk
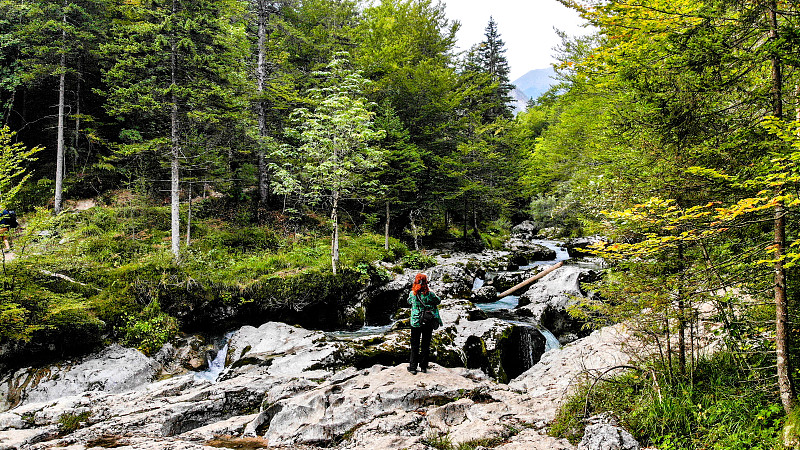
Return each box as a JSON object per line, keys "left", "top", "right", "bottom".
{"left": 170, "top": 0, "right": 181, "bottom": 260}
{"left": 73, "top": 59, "right": 81, "bottom": 170}
{"left": 409, "top": 209, "right": 419, "bottom": 251}
{"left": 256, "top": 2, "right": 269, "bottom": 206}
{"left": 463, "top": 199, "right": 468, "bottom": 240}
{"left": 384, "top": 201, "right": 390, "bottom": 250}
{"left": 54, "top": 6, "right": 67, "bottom": 215}
{"left": 665, "top": 317, "right": 673, "bottom": 382}
{"left": 186, "top": 182, "right": 192, "bottom": 247}
{"left": 767, "top": 0, "right": 795, "bottom": 413}
{"left": 331, "top": 189, "right": 339, "bottom": 274}
{"left": 677, "top": 243, "right": 686, "bottom": 376}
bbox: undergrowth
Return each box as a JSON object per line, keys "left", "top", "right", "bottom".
{"left": 0, "top": 200, "right": 413, "bottom": 363}
{"left": 550, "top": 352, "right": 785, "bottom": 449}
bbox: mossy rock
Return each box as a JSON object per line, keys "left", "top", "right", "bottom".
{"left": 157, "top": 269, "right": 369, "bottom": 334}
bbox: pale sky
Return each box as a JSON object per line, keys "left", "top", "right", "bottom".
{"left": 441, "top": 0, "right": 591, "bottom": 81}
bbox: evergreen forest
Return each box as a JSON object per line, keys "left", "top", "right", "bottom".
{"left": 2, "top": 0, "right": 800, "bottom": 447}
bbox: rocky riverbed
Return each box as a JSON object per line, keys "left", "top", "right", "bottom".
{"left": 0, "top": 232, "right": 649, "bottom": 449}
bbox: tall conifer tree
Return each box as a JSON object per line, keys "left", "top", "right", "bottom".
{"left": 102, "top": 0, "right": 249, "bottom": 260}
{"left": 465, "top": 17, "right": 515, "bottom": 123}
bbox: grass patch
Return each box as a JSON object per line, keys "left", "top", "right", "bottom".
{"left": 422, "top": 432, "right": 453, "bottom": 450}
{"left": 57, "top": 411, "right": 92, "bottom": 434}
{"left": 551, "top": 352, "right": 785, "bottom": 449}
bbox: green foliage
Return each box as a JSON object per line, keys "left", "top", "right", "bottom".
{"left": 120, "top": 300, "right": 178, "bottom": 356}
{"left": 551, "top": 353, "right": 785, "bottom": 449}
{"left": 57, "top": 411, "right": 92, "bottom": 434}
{"left": 526, "top": 192, "right": 583, "bottom": 236}
{"left": 421, "top": 432, "right": 453, "bottom": 450}
{"left": 0, "top": 126, "right": 42, "bottom": 207}
{"left": 401, "top": 251, "right": 436, "bottom": 270}
{"left": 380, "top": 239, "right": 409, "bottom": 263}
{"left": 201, "top": 227, "right": 281, "bottom": 253}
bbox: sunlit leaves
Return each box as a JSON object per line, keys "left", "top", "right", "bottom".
{"left": 0, "top": 126, "right": 42, "bottom": 207}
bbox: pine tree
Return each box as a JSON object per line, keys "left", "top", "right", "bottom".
{"left": 102, "top": 0, "right": 249, "bottom": 260}
{"left": 464, "top": 17, "right": 515, "bottom": 123}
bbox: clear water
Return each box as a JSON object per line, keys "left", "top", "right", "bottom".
{"left": 505, "top": 320, "right": 561, "bottom": 352}
{"left": 476, "top": 295, "right": 519, "bottom": 312}
{"left": 519, "top": 239, "right": 571, "bottom": 269}
{"left": 538, "top": 326, "right": 561, "bottom": 351}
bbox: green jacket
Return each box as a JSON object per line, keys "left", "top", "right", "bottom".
{"left": 408, "top": 291, "right": 442, "bottom": 328}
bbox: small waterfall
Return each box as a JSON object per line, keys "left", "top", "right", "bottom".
{"left": 472, "top": 277, "right": 485, "bottom": 290}
{"left": 538, "top": 326, "right": 561, "bottom": 351}
{"left": 194, "top": 331, "right": 234, "bottom": 382}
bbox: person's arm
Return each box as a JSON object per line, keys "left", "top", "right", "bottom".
{"left": 426, "top": 292, "right": 441, "bottom": 307}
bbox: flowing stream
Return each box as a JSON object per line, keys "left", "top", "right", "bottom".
{"left": 473, "top": 239, "right": 573, "bottom": 351}
{"left": 194, "top": 331, "right": 234, "bottom": 382}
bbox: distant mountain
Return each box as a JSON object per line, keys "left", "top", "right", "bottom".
{"left": 511, "top": 88, "right": 528, "bottom": 115}
{"left": 513, "top": 67, "right": 557, "bottom": 102}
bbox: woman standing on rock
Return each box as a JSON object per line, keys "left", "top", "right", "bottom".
{"left": 407, "top": 273, "right": 442, "bottom": 374}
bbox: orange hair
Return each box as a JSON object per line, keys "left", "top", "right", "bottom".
{"left": 412, "top": 273, "right": 429, "bottom": 295}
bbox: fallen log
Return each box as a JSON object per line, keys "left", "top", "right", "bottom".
{"left": 496, "top": 260, "right": 564, "bottom": 299}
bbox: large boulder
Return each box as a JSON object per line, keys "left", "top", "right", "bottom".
{"left": 511, "top": 220, "right": 538, "bottom": 239}
{"left": 0, "top": 368, "right": 296, "bottom": 449}
{"left": 578, "top": 414, "right": 640, "bottom": 450}
{"left": 504, "top": 239, "right": 557, "bottom": 261}
{"left": 472, "top": 285, "right": 498, "bottom": 303}
{"left": 222, "top": 322, "right": 342, "bottom": 380}
{"left": 361, "top": 269, "right": 415, "bottom": 325}
{"left": 565, "top": 237, "right": 605, "bottom": 258}
{"left": 427, "top": 263, "right": 474, "bottom": 299}
{"left": 0, "top": 344, "right": 158, "bottom": 412}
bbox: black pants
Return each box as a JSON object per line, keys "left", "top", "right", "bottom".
{"left": 409, "top": 325, "right": 433, "bottom": 369}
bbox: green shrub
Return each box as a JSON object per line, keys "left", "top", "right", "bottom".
{"left": 202, "top": 227, "right": 281, "bottom": 252}
{"left": 80, "top": 235, "right": 147, "bottom": 264}
{"left": 120, "top": 300, "right": 178, "bottom": 355}
{"left": 401, "top": 251, "right": 437, "bottom": 270}
{"left": 58, "top": 411, "right": 92, "bottom": 434}
{"left": 380, "top": 239, "right": 408, "bottom": 263}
